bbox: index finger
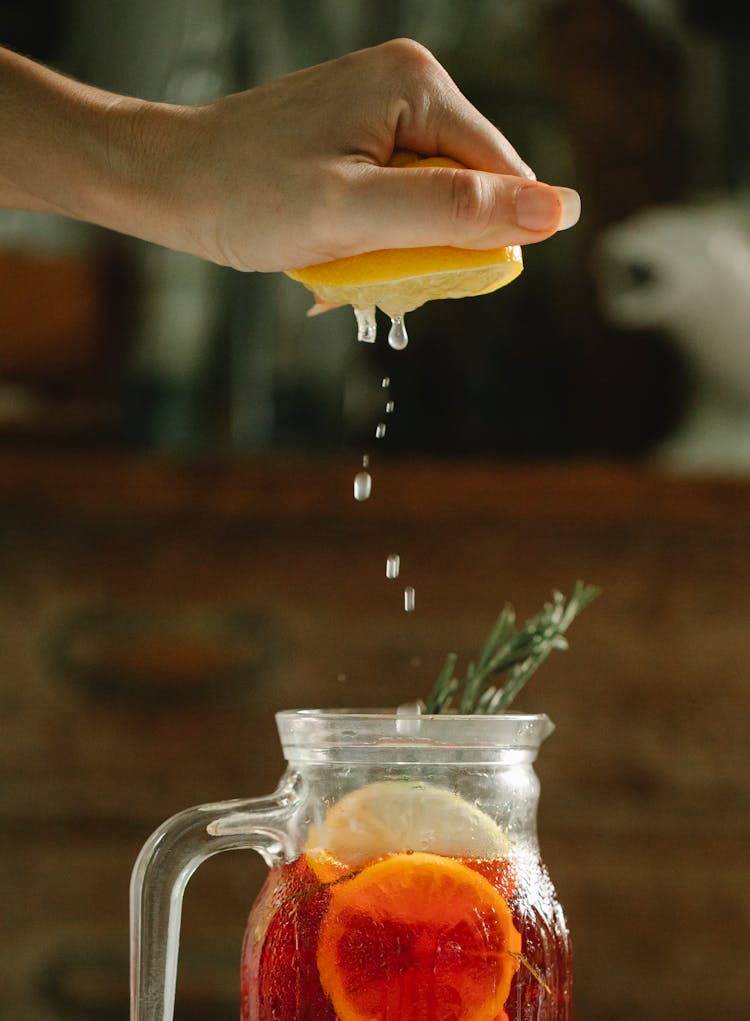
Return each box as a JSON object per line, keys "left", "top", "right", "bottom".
{"left": 380, "top": 39, "right": 536, "bottom": 178}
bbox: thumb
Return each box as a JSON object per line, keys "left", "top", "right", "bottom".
{"left": 342, "top": 164, "right": 580, "bottom": 253}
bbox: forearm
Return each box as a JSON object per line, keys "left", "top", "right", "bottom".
{"left": 0, "top": 47, "right": 192, "bottom": 249}
{"left": 1, "top": 48, "right": 119, "bottom": 214}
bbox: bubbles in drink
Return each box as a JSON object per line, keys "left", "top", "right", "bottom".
{"left": 404, "top": 586, "right": 416, "bottom": 612}
{"left": 386, "top": 554, "right": 400, "bottom": 579}
{"left": 354, "top": 307, "right": 377, "bottom": 343}
{"left": 385, "top": 400, "right": 395, "bottom": 413}
{"left": 375, "top": 422, "right": 386, "bottom": 439}
{"left": 388, "top": 316, "right": 408, "bottom": 351}
{"left": 362, "top": 453, "right": 370, "bottom": 468}
{"left": 381, "top": 376, "right": 390, "bottom": 389}
{"left": 353, "top": 471, "right": 372, "bottom": 501}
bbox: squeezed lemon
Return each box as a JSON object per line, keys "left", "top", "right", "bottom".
{"left": 286, "top": 152, "right": 524, "bottom": 320}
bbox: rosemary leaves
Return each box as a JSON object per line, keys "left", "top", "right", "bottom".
{"left": 423, "top": 581, "right": 599, "bottom": 714}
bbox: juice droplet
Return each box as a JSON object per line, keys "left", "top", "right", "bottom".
{"left": 354, "top": 307, "right": 377, "bottom": 343}
{"left": 375, "top": 422, "right": 386, "bottom": 439}
{"left": 388, "top": 315, "right": 408, "bottom": 350}
{"left": 353, "top": 471, "right": 372, "bottom": 501}
{"left": 381, "top": 376, "right": 390, "bottom": 389}
{"left": 386, "top": 554, "right": 400, "bottom": 579}
{"left": 385, "top": 400, "right": 395, "bottom": 413}
{"left": 404, "top": 586, "right": 415, "bottom": 612}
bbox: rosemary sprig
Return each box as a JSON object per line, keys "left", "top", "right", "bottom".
{"left": 422, "top": 581, "right": 599, "bottom": 714}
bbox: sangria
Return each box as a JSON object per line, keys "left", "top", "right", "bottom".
{"left": 130, "top": 710, "right": 572, "bottom": 1021}
{"left": 241, "top": 779, "right": 571, "bottom": 1021}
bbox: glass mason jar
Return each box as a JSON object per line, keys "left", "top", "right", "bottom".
{"left": 130, "top": 709, "right": 571, "bottom": 1021}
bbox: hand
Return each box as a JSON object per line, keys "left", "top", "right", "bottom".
{"left": 153, "top": 39, "right": 580, "bottom": 271}
{"left": 1, "top": 39, "right": 580, "bottom": 272}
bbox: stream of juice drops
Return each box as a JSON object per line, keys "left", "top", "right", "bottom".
{"left": 352, "top": 312, "right": 414, "bottom": 611}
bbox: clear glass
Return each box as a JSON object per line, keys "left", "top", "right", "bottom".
{"left": 130, "top": 709, "right": 571, "bottom": 1021}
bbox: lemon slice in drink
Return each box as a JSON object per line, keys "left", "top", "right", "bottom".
{"left": 286, "top": 152, "right": 524, "bottom": 319}
{"left": 306, "top": 780, "right": 510, "bottom": 868}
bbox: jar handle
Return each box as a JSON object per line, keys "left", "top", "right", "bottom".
{"left": 129, "top": 773, "right": 301, "bottom": 1021}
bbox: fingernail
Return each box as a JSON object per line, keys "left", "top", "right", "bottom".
{"left": 516, "top": 184, "right": 581, "bottom": 231}
{"left": 554, "top": 186, "right": 581, "bottom": 230}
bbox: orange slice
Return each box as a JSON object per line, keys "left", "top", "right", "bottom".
{"left": 316, "top": 851, "right": 521, "bottom": 1021}
{"left": 286, "top": 152, "right": 523, "bottom": 317}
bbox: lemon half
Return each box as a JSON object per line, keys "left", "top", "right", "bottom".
{"left": 306, "top": 780, "right": 510, "bottom": 867}
{"left": 286, "top": 153, "right": 523, "bottom": 317}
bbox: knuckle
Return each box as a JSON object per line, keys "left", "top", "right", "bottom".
{"left": 382, "top": 37, "right": 436, "bottom": 69}
{"left": 373, "top": 39, "right": 450, "bottom": 134}
{"left": 449, "top": 170, "right": 492, "bottom": 238}
{"left": 378, "top": 38, "right": 443, "bottom": 89}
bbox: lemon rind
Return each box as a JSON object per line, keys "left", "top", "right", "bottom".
{"left": 287, "top": 245, "right": 522, "bottom": 288}
{"left": 302, "top": 261, "right": 522, "bottom": 316}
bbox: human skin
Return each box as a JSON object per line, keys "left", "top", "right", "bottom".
{"left": 0, "top": 38, "right": 580, "bottom": 272}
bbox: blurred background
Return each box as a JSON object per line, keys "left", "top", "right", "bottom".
{"left": 6, "top": 0, "right": 750, "bottom": 466}
{"left": 1, "top": 1, "right": 750, "bottom": 1020}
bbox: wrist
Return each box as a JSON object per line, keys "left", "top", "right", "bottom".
{"left": 102, "top": 96, "right": 231, "bottom": 265}
{"left": 99, "top": 95, "right": 187, "bottom": 247}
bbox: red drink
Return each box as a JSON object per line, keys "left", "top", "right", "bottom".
{"left": 241, "top": 851, "right": 572, "bottom": 1021}
{"left": 129, "top": 712, "right": 570, "bottom": 1021}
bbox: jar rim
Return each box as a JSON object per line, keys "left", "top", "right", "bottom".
{"left": 276, "top": 708, "right": 555, "bottom": 757}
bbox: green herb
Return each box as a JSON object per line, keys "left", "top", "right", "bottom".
{"left": 422, "top": 581, "right": 599, "bottom": 714}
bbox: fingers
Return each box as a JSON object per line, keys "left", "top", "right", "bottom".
{"left": 339, "top": 163, "right": 580, "bottom": 254}
{"left": 375, "top": 39, "right": 535, "bottom": 179}
{"left": 306, "top": 41, "right": 581, "bottom": 261}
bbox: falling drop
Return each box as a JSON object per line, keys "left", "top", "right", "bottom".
{"left": 354, "top": 307, "right": 377, "bottom": 343}
{"left": 353, "top": 471, "right": 372, "bottom": 501}
{"left": 375, "top": 422, "right": 386, "bottom": 439}
{"left": 385, "top": 400, "right": 395, "bottom": 414}
{"left": 381, "top": 376, "right": 390, "bottom": 389}
{"left": 388, "top": 315, "right": 409, "bottom": 350}
{"left": 386, "top": 554, "right": 400, "bottom": 579}
{"left": 404, "top": 585, "right": 416, "bottom": 612}
{"left": 362, "top": 453, "right": 370, "bottom": 468}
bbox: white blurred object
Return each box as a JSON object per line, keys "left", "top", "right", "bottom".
{"left": 595, "top": 202, "right": 750, "bottom": 472}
